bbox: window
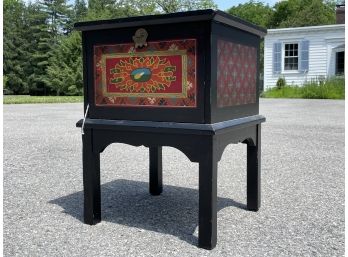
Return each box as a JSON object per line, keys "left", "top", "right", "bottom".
{"left": 336, "top": 51, "right": 344, "bottom": 75}
{"left": 284, "top": 43, "right": 298, "bottom": 71}
{"left": 273, "top": 41, "right": 309, "bottom": 74}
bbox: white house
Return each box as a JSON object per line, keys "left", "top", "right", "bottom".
{"left": 264, "top": 24, "right": 345, "bottom": 89}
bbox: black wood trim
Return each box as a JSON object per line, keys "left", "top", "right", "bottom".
{"left": 74, "top": 9, "right": 214, "bottom": 29}
{"left": 76, "top": 115, "right": 265, "bottom": 135}
{"left": 214, "top": 11, "right": 266, "bottom": 37}
{"left": 75, "top": 14, "right": 213, "bottom": 32}
{"left": 74, "top": 9, "right": 266, "bottom": 37}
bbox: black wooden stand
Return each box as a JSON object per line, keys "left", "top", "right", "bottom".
{"left": 77, "top": 115, "right": 265, "bottom": 250}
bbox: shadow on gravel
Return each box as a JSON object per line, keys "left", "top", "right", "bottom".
{"left": 50, "top": 179, "right": 245, "bottom": 246}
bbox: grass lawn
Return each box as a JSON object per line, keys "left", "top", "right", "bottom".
{"left": 262, "top": 77, "right": 345, "bottom": 99}
{"left": 4, "top": 95, "right": 83, "bottom": 104}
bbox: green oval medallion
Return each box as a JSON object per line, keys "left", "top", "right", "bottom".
{"left": 131, "top": 68, "right": 151, "bottom": 82}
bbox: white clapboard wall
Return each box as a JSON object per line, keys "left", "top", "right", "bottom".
{"left": 264, "top": 24, "right": 344, "bottom": 89}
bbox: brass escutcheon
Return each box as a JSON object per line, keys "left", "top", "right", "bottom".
{"left": 133, "top": 28, "right": 148, "bottom": 49}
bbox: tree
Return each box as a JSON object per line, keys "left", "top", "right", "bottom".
{"left": 63, "top": 0, "right": 87, "bottom": 33}
{"left": 39, "top": 0, "right": 72, "bottom": 35}
{"left": 84, "top": 0, "right": 216, "bottom": 21}
{"left": 25, "top": 0, "right": 73, "bottom": 95}
{"left": 120, "top": 0, "right": 158, "bottom": 16}
{"left": 227, "top": 0, "right": 274, "bottom": 28}
{"left": 73, "top": 0, "right": 87, "bottom": 21}
{"left": 3, "top": 0, "right": 29, "bottom": 94}
{"left": 3, "top": 75, "right": 10, "bottom": 94}
{"left": 269, "top": 0, "right": 336, "bottom": 28}
{"left": 85, "top": 0, "right": 118, "bottom": 20}
{"left": 24, "top": 2, "right": 54, "bottom": 95}
{"left": 45, "top": 32, "right": 83, "bottom": 95}
{"left": 154, "top": 0, "right": 217, "bottom": 13}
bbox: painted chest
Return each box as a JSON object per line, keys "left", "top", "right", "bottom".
{"left": 75, "top": 9, "right": 266, "bottom": 123}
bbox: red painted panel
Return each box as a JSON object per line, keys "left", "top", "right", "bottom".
{"left": 217, "top": 39, "right": 257, "bottom": 107}
{"left": 94, "top": 39, "right": 196, "bottom": 107}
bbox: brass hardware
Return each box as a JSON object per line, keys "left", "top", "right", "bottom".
{"left": 133, "top": 28, "right": 148, "bottom": 48}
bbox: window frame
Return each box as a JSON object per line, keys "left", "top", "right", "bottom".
{"left": 335, "top": 51, "right": 344, "bottom": 75}
{"left": 282, "top": 42, "right": 300, "bottom": 73}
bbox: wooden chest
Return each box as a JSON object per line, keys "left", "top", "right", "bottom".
{"left": 75, "top": 9, "right": 266, "bottom": 123}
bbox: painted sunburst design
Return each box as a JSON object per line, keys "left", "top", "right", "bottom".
{"left": 94, "top": 39, "right": 197, "bottom": 107}
{"left": 109, "top": 56, "right": 176, "bottom": 93}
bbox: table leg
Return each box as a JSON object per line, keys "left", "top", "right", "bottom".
{"left": 82, "top": 129, "right": 101, "bottom": 225}
{"left": 247, "top": 124, "right": 261, "bottom": 211}
{"left": 198, "top": 150, "right": 217, "bottom": 249}
{"left": 149, "top": 146, "right": 163, "bottom": 195}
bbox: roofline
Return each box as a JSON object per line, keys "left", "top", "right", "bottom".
{"left": 74, "top": 9, "right": 266, "bottom": 37}
{"left": 267, "top": 24, "right": 345, "bottom": 34}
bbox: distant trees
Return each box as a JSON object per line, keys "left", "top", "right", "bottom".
{"left": 228, "top": 1, "right": 274, "bottom": 28}
{"left": 270, "top": 0, "right": 336, "bottom": 28}
{"left": 45, "top": 32, "right": 83, "bottom": 95}
{"left": 3, "top": 0, "right": 338, "bottom": 95}
{"left": 27, "top": 1, "right": 56, "bottom": 95}
{"left": 228, "top": 0, "right": 336, "bottom": 29}
{"left": 4, "top": 0, "right": 73, "bottom": 95}
{"left": 3, "top": 0, "right": 29, "bottom": 94}
{"left": 154, "top": 0, "right": 217, "bottom": 13}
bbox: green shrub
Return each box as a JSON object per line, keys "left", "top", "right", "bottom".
{"left": 276, "top": 77, "right": 286, "bottom": 89}
{"left": 301, "top": 77, "right": 344, "bottom": 99}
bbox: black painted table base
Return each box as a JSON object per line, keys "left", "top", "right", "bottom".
{"left": 76, "top": 115, "right": 265, "bottom": 250}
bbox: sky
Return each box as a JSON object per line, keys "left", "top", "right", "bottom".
{"left": 214, "top": 0, "right": 279, "bottom": 11}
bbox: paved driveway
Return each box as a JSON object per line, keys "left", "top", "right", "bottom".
{"left": 4, "top": 99, "right": 344, "bottom": 256}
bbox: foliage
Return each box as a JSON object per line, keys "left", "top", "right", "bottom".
{"left": 227, "top": 0, "right": 336, "bottom": 28}
{"left": 3, "top": 95, "right": 83, "bottom": 104}
{"left": 83, "top": 0, "right": 216, "bottom": 21}
{"left": 45, "top": 32, "right": 83, "bottom": 95}
{"left": 25, "top": 3, "right": 52, "bottom": 95}
{"left": 301, "top": 76, "right": 344, "bottom": 99}
{"left": 3, "top": 75, "right": 12, "bottom": 94}
{"left": 71, "top": 0, "right": 87, "bottom": 23}
{"left": 227, "top": 1, "right": 274, "bottom": 28}
{"left": 39, "top": 0, "right": 72, "bottom": 35}
{"left": 269, "top": 0, "right": 336, "bottom": 28}
{"left": 4, "top": 76, "right": 8, "bottom": 87}
{"left": 262, "top": 77, "right": 344, "bottom": 99}
{"left": 276, "top": 77, "right": 286, "bottom": 89}
{"left": 3, "top": 0, "right": 29, "bottom": 94}
{"left": 85, "top": 0, "right": 132, "bottom": 20}
{"left": 260, "top": 85, "right": 303, "bottom": 98}
{"left": 154, "top": 0, "right": 217, "bottom": 13}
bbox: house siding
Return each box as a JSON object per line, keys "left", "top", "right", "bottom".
{"left": 264, "top": 25, "right": 344, "bottom": 89}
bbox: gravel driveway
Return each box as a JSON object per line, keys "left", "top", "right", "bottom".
{"left": 4, "top": 99, "right": 344, "bottom": 256}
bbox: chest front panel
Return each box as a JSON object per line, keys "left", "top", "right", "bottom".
{"left": 94, "top": 39, "right": 197, "bottom": 108}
